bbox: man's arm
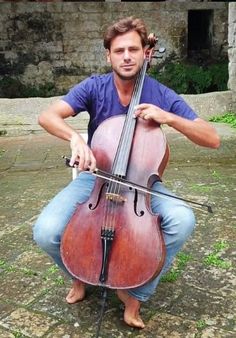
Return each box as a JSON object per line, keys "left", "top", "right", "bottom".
{"left": 39, "top": 100, "right": 77, "bottom": 140}
{"left": 38, "top": 100, "right": 96, "bottom": 170}
{"left": 134, "top": 103, "right": 220, "bottom": 149}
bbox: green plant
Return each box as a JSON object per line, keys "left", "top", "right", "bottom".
{"left": 213, "top": 240, "right": 229, "bottom": 251}
{"left": 46, "top": 265, "right": 59, "bottom": 274}
{"left": 13, "top": 330, "right": 26, "bottom": 338}
{"left": 203, "top": 240, "right": 232, "bottom": 269}
{"left": 54, "top": 275, "right": 65, "bottom": 286}
{"left": 191, "top": 184, "right": 212, "bottom": 193}
{"left": 161, "top": 252, "right": 192, "bottom": 282}
{"left": 0, "top": 259, "right": 6, "bottom": 267}
{"left": 161, "top": 269, "right": 180, "bottom": 282}
{"left": 209, "top": 112, "right": 236, "bottom": 128}
{"left": 149, "top": 63, "right": 188, "bottom": 94}
{"left": 203, "top": 253, "right": 231, "bottom": 269}
{"left": 0, "top": 260, "right": 16, "bottom": 272}
{"left": 188, "top": 64, "right": 212, "bottom": 94}
{"left": 208, "top": 63, "right": 229, "bottom": 91}
{"left": 149, "top": 61, "right": 228, "bottom": 94}
{"left": 21, "top": 267, "right": 38, "bottom": 277}
{"left": 211, "top": 170, "right": 222, "bottom": 179}
{"left": 196, "top": 319, "right": 207, "bottom": 330}
{"left": 42, "top": 265, "right": 64, "bottom": 285}
{"left": 42, "top": 265, "right": 59, "bottom": 281}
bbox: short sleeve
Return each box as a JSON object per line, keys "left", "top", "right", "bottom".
{"left": 62, "top": 78, "right": 93, "bottom": 116}
{"left": 163, "top": 86, "right": 198, "bottom": 121}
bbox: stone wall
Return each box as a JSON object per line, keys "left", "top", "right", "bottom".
{"left": 0, "top": 1, "right": 228, "bottom": 97}
{"left": 228, "top": 2, "right": 236, "bottom": 107}
{"left": 0, "top": 90, "right": 233, "bottom": 137}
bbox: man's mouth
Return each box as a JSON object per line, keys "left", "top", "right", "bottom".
{"left": 121, "top": 64, "right": 135, "bottom": 70}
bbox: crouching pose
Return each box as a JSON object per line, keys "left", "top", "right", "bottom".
{"left": 34, "top": 16, "right": 220, "bottom": 329}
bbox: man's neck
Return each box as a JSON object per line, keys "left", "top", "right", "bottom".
{"left": 114, "top": 74, "right": 135, "bottom": 96}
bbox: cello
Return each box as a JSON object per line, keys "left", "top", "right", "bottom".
{"left": 61, "top": 35, "right": 168, "bottom": 290}
{"left": 61, "top": 32, "right": 213, "bottom": 336}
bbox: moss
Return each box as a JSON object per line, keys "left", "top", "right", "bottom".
{"left": 0, "top": 76, "right": 58, "bottom": 98}
{"left": 0, "top": 130, "right": 7, "bottom": 136}
{"left": 209, "top": 112, "right": 236, "bottom": 128}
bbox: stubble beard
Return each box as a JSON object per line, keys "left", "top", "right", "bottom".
{"left": 113, "top": 64, "right": 142, "bottom": 82}
{"left": 114, "top": 69, "right": 137, "bottom": 81}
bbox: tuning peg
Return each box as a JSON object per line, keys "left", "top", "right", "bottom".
{"left": 155, "top": 47, "right": 166, "bottom": 53}
{"left": 158, "top": 47, "right": 166, "bottom": 53}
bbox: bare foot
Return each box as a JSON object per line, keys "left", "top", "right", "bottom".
{"left": 117, "top": 289, "right": 145, "bottom": 329}
{"left": 66, "top": 279, "right": 86, "bottom": 304}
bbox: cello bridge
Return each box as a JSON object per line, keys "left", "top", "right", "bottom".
{"left": 105, "top": 193, "right": 127, "bottom": 203}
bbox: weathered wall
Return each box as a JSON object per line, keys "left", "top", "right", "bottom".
{"left": 228, "top": 2, "right": 236, "bottom": 106}
{"left": 0, "top": 1, "right": 228, "bottom": 96}
{"left": 0, "top": 90, "right": 233, "bottom": 137}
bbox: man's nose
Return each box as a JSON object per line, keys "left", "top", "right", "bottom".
{"left": 123, "top": 50, "right": 131, "bottom": 61}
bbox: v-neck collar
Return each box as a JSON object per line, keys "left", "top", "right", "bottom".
{"left": 112, "top": 73, "right": 130, "bottom": 109}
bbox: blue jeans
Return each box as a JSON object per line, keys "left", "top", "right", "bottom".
{"left": 33, "top": 172, "right": 195, "bottom": 302}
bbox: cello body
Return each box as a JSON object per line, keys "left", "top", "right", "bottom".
{"left": 61, "top": 114, "right": 169, "bottom": 289}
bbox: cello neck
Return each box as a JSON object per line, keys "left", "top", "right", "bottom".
{"left": 111, "top": 59, "right": 148, "bottom": 177}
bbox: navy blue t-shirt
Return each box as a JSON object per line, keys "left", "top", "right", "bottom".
{"left": 62, "top": 72, "right": 198, "bottom": 145}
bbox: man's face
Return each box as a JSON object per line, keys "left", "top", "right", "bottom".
{"left": 106, "top": 30, "right": 146, "bottom": 81}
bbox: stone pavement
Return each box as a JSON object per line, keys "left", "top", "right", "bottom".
{"left": 0, "top": 122, "right": 236, "bottom": 338}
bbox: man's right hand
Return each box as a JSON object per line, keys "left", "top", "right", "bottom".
{"left": 38, "top": 100, "right": 97, "bottom": 171}
{"left": 69, "top": 132, "right": 96, "bottom": 172}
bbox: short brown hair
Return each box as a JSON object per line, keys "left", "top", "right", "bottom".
{"left": 103, "top": 17, "right": 148, "bottom": 50}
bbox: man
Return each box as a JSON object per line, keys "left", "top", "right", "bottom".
{"left": 34, "top": 17, "right": 220, "bottom": 329}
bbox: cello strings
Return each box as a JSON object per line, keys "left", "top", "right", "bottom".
{"left": 107, "top": 60, "right": 148, "bottom": 232}
{"left": 102, "top": 58, "right": 148, "bottom": 237}
{"left": 104, "top": 81, "right": 137, "bottom": 233}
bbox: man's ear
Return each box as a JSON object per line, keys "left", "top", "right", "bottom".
{"left": 143, "top": 46, "right": 148, "bottom": 59}
{"left": 106, "top": 49, "right": 111, "bottom": 63}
